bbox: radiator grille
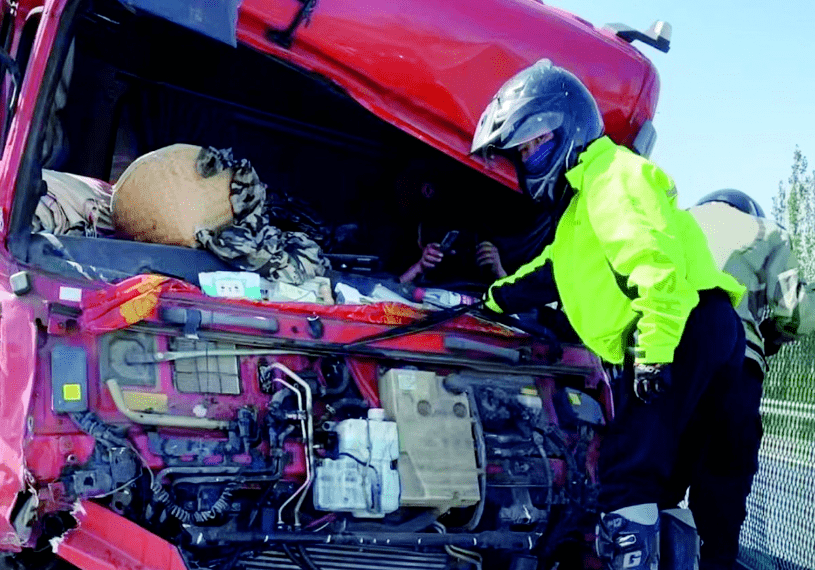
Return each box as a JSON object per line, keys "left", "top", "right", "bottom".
{"left": 237, "top": 544, "right": 451, "bottom": 570}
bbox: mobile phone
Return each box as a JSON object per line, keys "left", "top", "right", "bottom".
{"left": 439, "top": 230, "right": 459, "bottom": 253}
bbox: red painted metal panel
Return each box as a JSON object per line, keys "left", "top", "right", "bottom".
{"left": 0, "top": 0, "right": 67, "bottom": 235}
{"left": 0, "top": 289, "right": 39, "bottom": 550}
{"left": 237, "top": 0, "right": 660, "bottom": 190}
{"left": 56, "top": 501, "right": 188, "bottom": 570}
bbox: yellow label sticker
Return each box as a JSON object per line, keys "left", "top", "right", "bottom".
{"left": 568, "top": 392, "right": 582, "bottom": 406}
{"left": 63, "top": 383, "right": 82, "bottom": 402}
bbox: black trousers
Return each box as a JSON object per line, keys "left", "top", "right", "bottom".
{"left": 598, "top": 290, "right": 752, "bottom": 570}
{"left": 671, "top": 358, "right": 763, "bottom": 570}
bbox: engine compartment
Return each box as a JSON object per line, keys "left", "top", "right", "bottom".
{"left": 23, "top": 313, "right": 611, "bottom": 569}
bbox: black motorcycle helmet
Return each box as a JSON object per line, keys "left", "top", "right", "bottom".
{"left": 470, "top": 59, "right": 604, "bottom": 207}
{"left": 696, "top": 189, "right": 765, "bottom": 218}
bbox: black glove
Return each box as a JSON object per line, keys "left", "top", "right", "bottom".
{"left": 633, "top": 362, "right": 671, "bottom": 403}
{"left": 759, "top": 318, "right": 791, "bottom": 358}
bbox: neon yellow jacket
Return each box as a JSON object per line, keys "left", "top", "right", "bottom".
{"left": 487, "top": 136, "right": 745, "bottom": 365}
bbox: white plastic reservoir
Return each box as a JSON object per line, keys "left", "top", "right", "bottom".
{"left": 378, "top": 368, "right": 480, "bottom": 510}
{"left": 313, "top": 408, "right": 400, "bottom": 517}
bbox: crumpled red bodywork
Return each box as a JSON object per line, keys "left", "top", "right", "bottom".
{"left": 0, "top": 293, "right": 38, "bottom": 548}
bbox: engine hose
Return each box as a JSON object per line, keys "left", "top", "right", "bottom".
{"left": 573, "top": 427, "right": 591, "bottom": 481}
{"left": 321, "top": 360, "right": 351, "bottom": 396}
{"left": 324, "top": 397, "right": 368, "bottom": 417}
{"left": 297, "top": 545, "right": 320, "bottom": 570}
{"left": 541, "top": 425, "right": 580, "bottom": 498}
{"left": 532, "top": 432, "right": 554, "bottom": 512}
{"left": 344, "top": 509, "right": 439, "bottom": 533}
{"left": 534, "top": 425, "right": 585, "bottom": 559}
{"left": 71, "top": 411, "right": 129, "bottom": 448}
{"left": 282, "top": 543, "right": 321, "bottom": 570}
{"left": 151, "top": 478, "right": 242, "bottom": 524}
{"left": 277, "top": 424, "right": 297, "bottom": 448}
{"left": 465, "top": 387, "right": 487, "bottom": 532}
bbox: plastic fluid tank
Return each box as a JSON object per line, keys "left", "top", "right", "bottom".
{"left": 378, "top": 369, "right": 479, "bottom": 509}
{"left": 313, "top": 408, "right": 400, "bottom": 517}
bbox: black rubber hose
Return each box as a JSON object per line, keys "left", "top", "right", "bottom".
{"left": 321, "top": 360, "right": 351, "bottom": 396}
{"left": 344, "top": 509, "right": 439, "bottom": 533}
{"left": 282, "top": 543, "right": 321, "bottom": 570}
{"left": 324, "top": 397, "right": 368, "bottom": 418}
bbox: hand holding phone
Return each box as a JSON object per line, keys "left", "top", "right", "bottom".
{"left": 439, "top": 230, "right": 460, "bottom": 254}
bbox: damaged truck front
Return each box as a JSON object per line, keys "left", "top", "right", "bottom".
{"left": 0, "top": 0, "right": 667, "bottom": 568}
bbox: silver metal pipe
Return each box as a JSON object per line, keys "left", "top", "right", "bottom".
{"left": 271, "top": 363, "right": 315, "bottom": 529}
{"left": 269, "top": 363, "right": 315, "bottom": 528}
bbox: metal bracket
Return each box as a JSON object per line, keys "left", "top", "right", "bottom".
{"left": 266, "top": 0, "right": 319, "bottom": 49}
{"left": 604, "top": 20, "right": 672, "bottom": 53}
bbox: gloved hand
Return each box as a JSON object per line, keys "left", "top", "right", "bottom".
{"left": 633, "top": 362, "right": 671, "bottom": 403}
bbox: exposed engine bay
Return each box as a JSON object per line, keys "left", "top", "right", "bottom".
{"left": 25, "top": 313, "right": 610, "bottom": 570}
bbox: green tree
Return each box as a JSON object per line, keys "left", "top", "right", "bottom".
{"left": 766, "top": 147, "right": 815, "bottom": 454}
{"left": 774, "top": 146, "right": 815, "bottom": 279}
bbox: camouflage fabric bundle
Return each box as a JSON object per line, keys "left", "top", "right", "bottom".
{"left": 195, "top": 147, "right": 330, "bottom": 285}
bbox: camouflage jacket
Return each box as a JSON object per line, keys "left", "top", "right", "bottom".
{"left": 690, "top": 201, "right": 815, "bottom": 372}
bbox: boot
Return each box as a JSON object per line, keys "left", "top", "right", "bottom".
{"left": 596, "top": 503, "right": 660, "bottom": 570}
{"left": 660, "top": 508, "right": 700, "bottom": 570}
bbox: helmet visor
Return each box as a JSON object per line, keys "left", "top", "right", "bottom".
{"left": 501, "top": 111, "right": 564, "bottom": 150}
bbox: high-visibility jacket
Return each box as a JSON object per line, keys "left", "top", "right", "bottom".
{"left": 690, "top": 201, "right": 815, "bottom": 372}
{"left": 487, "top": 136, "right": 745, "bottom": 365}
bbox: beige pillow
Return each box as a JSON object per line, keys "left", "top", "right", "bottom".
{"left": 111, "top": 144, "right": 233, "bottom": 247}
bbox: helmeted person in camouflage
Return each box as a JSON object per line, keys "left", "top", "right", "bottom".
{"left": 682, "top": 189, "right": 815, "bottom": 567}
{"left": 691, "top": 190, "right": 815, "bottom": 370}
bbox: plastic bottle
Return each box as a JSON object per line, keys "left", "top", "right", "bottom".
{"left": 413, "top": 287, "right": 478, "bottom": 308}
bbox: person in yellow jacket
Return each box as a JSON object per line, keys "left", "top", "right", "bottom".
{"left": 471, "top": 59, "right": 747, "bottom": 570}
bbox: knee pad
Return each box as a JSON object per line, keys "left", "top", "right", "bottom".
{"left": 596, "top": 503, "right": 660, "bottom": 570}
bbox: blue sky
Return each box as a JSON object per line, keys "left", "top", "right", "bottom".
{"left": 548, "top": 0, "right": 815, "bottom": 216}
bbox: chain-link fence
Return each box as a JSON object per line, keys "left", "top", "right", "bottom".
{"left": 739, "top": 333, "right": 815, "bottom": 570}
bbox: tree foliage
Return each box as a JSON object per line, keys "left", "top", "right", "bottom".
{"left": 774, "top": 146, "right": 815, "bottom": 280}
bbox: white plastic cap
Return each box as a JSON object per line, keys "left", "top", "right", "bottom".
{"left": 367, "top": 408, "right": 387, "bottom": 421}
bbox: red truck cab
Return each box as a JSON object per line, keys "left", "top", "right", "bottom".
{"left": 0, "top": 1, "right": 667, "bottom": 569}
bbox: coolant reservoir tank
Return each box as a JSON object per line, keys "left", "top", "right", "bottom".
{"left": 313, "top": 411, "right": 400, "bottom": 518}
{"left": 378, "top": 369, "right": 479, "bottom": 509}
